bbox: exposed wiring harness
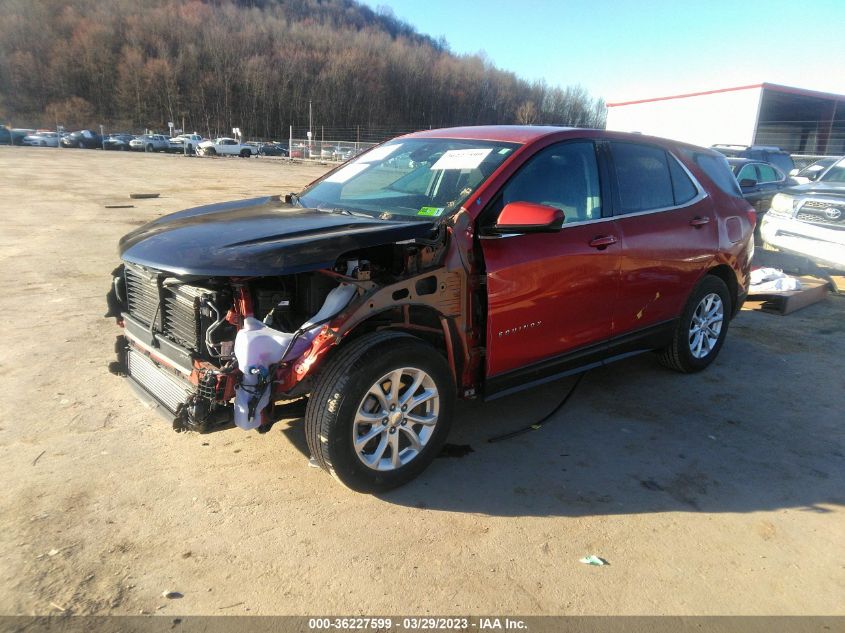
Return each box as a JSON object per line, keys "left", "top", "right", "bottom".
{"left": 487, "top": 371, "right": 588, "bottom": 443}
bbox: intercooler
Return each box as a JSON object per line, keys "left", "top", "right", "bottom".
{"left": 122, "top": 263, "right": 216, "bottom": 414}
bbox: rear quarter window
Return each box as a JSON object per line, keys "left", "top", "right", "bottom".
{"left": 689, "top": 151, "right": 743, "bottom": 198}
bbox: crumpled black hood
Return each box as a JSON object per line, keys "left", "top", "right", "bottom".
{"left": 119, "top": 196, "right": 437, "bottom": 276}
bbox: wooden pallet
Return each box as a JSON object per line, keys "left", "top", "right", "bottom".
{"left": 746, "top": 276, "right": 830, "bottom": 315}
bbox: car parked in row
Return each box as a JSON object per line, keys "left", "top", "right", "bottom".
{"left": 106, "top": 126, "right": 754, "bottom": 492}
{"left": 197, "top": 137, "right": 255, "bottom": 157}
{"left": 727, "top": 158, "right": 789, "bottom": 215}
{"left": 22, "top": 131, "right": 60, "bottom": 147}
{"left": 103, "top": 133, "right": 134, "bottom": 151}
{"left": 761, "top": 156, "right": 845, "bottom": 270}
{"left": 258, "top": 141, "right": 289, "bottom": 157}
{"left": 129, "top": 134, "right": 170, "bottom": 152}
{"left": 60, "top": 130, "right": 102, "bottom": 149}
{"left": 712, "top": 144, "right": 795, "bottom": 176}
{"left": 168, "top": 133, "right": 204, "bottom": 154}
{"left": 789, "top": 156, "right": 842, "bottom": 184}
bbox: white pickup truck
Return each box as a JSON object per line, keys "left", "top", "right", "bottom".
{"left": 196, "top": 137, "right": 254, "bottom": 157}
{"left": 168, "top": 133, "right": 204, "bottom": 154}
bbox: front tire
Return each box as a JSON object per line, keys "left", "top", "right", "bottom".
{"left": 305, "top": 332, "right": 455, "bottom": 492}
{"left": 659, "top": 275, "right": 731, "bottom": 373}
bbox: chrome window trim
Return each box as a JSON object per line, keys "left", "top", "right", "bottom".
{"left": 478, "top": 153, "right": 709, "bottom": 239}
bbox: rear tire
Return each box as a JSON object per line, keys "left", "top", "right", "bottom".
{"left": 305, "top": 332, "right": 455, "bottom": 492}
{"left": 240, "top": 149, "right": 251, "bottom": 158}
{"left": 146, "top": 143, "right": 153, "bottom": 152}
{"left": 658, "top": 275, "right": 731, "bottom": 373}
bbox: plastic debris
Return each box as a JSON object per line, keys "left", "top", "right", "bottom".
{"left": 579, "top": 555, "right": 608, "bottom": 566}
{"left": 47, "top": 549, "right": 59, "bottom": 557}
{"left": 749, "top": 268, "right": 802, "bottom": 292}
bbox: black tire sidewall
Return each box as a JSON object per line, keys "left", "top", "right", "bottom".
{"left": 319, "top": 338, "right": 455, "bottom": 492}
{"left": 676, "top": 276, "right": 732, "bottom": 371}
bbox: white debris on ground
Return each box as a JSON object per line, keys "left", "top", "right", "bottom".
{"left": 750, "top": 268, "right": 802, "bottom": 292}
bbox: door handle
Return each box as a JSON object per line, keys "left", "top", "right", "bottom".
{"left": 690, "top": 216, "right": 710, "bottom": 228}
{"left": 588, "top": 235, "right": 618, "bottom": 249}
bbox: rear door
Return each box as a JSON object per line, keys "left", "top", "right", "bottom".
{"left": 608, "top": 141, "right": 718, "bottom": 337}
{"left": 480, "top": 140, "right": 620, "bottom": 384}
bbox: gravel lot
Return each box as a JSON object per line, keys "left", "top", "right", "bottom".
{"left": 0, "top": 147, "right": 843, "bottom": 616}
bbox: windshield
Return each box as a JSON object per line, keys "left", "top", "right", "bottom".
{"left": 299, "top": 138, "right": 519, "bottom": 219}
{"left": 797, "top": 158, "right": 836, "bottom": 178}
{"left": 818, "top": 158, "right": 845, "bottom": 183}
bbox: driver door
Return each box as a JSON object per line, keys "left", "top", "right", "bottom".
{"left": 480, "top": 141, "right": 620, "bottom": 392}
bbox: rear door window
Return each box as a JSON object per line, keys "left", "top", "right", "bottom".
{"left": 610, "top": 142, "right": 674, "bottom": 213}
{"left": 757, "top": 164, "right": 779, "bottom": 183}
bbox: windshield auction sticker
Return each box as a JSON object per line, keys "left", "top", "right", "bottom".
{"left": 417, "top": 206, "right": 444, "bottom": 216}
{"left": 324, "top": 162, "right": 370, "bottom": 183}
{"left": 430, "top": 148, "right": 492, "bottom": 170}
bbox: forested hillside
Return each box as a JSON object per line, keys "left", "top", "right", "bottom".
{"left": 0, "top": 0, "right": 605, "bottom": 139}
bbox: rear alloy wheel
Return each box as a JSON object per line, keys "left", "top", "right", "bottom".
{"left": 658, "top": 275, "right": 731, "bottom": 373}
{"left": 305, "top": 331, "right": 454, "bottom": 492}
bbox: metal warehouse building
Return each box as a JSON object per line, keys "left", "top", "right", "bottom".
{"left": 606, "top": 83, "right": 845, "bottom": 156}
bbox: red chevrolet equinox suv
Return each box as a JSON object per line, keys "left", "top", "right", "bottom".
{"left": 107, "top": 126, "right": 755, "bottom": 491}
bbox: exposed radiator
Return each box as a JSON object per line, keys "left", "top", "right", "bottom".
{"left": 126, "top": 348, "right": 194, "bottom": 413}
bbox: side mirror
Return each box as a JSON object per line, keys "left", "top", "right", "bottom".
{"left": 492, "top": 201, "right": 564, "bottom": 234}
{"left": 807, "top": 172, "right": 820, "bottom": 181}
{"left": 789, "top": 168, "right": 799, "bottom": 176}
{"left": 739, "top": 178, "right": 757, "bottom": 188}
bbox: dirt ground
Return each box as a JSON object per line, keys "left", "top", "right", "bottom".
{"left": 0, "top": 147, "right": 843, "bottom": 617}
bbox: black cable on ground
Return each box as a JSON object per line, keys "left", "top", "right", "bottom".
{"left": 487, "top": 371, "right": 588, "bottom": 443}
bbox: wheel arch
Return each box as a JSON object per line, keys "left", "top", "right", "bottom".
{"left": 339, "top": 304, "right": 461, "bottom": 386}
{"left": 705, "top": 264, "right": 739, "bottom": 317}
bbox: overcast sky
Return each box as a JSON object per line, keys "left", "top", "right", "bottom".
{"left": 360, "top": 0, "right": 845, "bottom": 102}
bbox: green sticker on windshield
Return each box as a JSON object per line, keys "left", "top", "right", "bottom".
{"left": 418, "top": 206, "right": 444, "bottom": 217}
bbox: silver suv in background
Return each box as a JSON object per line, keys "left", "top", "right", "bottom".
{"left": 129, "top": 134, "right": 170, "bottom": 152}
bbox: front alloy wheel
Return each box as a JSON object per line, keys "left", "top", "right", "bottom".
{"left": 305, "top": 331, "right": 454, "bottom": 492}
{"left": 353, "top": 367, "right": 440, "bottom": 471}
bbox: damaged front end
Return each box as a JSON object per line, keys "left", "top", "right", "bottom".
{"left": 106, "top": 226, "right": 467, "bottom": 433}
{"left": 107, "top": 258, "right": 371, "bottom": 432}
